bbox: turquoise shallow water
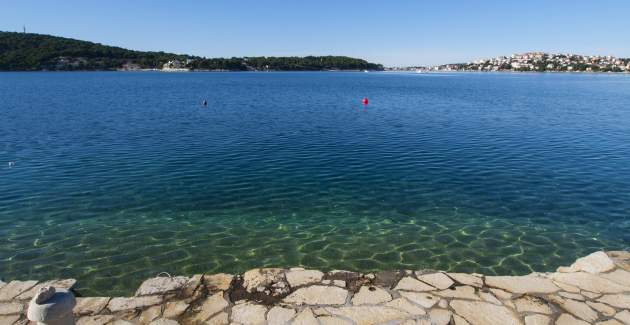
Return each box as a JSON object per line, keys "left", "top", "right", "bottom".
{"left": 1, "top": 72, "right": 629, "bottom": 295}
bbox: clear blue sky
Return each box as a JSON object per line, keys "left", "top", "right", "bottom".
{"left": 2, "top": 0, "right": 629, "bottom": 66}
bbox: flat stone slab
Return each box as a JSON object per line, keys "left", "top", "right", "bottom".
{"left": 15, "top": 278, "right": 76, "bottom": 300}
{"left": 399, "top": 291, "right": 439, "bottom": 308}
{"left": 292, "top": 308, "right": 318, "bottom": 325}
{"left": 204, "top": 273, "right": 234, "bottom": 292}
{"left": 135, "top": 276, "right": 189, "bottom": 296}
{"left": 384, "top": 298, "right": 427, "bottom": 315}
{"left": 325, "top": 306, "right": 409, "bottom": 325}
{"left": 394, "top": 277, "right": 435, "bottom": 292}
{"left": 74, "top": 297, "right": 111, "bottom": 316}
{"left": 557, "top": 251, "right": 616, "bottom": 274}
{"left": 552, "top": 272, "right": 630, "bottom": 293}
{"left": 0, "top": 302, "right": 23, "bottom": 315}
{"left": 446, "top": 273, "right": 483, "bottom": 288}
{"left": 283, "top": 285, "right": 348, "bottom": 305}
{"left": 597, "top": 294, "right": 630, "bottom": 309}
{"left": 514, "top": 296, "right": 552, "bottom": 314}
{"left": 485, "top": 275, "right": 559, "bottom": 294}
{"left": 351, "top": 286, "right": 392, "bottom": 305}
{"left": 231, "top": 302, "right": 267, "bottom": 325}
{"left": 286, "top": 269, "right": 324, "bottom": 288}
{"left": 450, "top": 300, "right": 523, "bottom": 325}
{"left": 416, "top": 272, "right": 454, "bottom": 290}
{"left": 163, "top": 300, "right": 189, "bottom": 318}
{"left": 0, "top": 280, "right": 38, "bottom": 301}
{"left": 267, "top": 306, "right": 296, "bottom": 325}
{"left": 192, "top": 292, "right": 228, "bottom": 322}
{"left": 108, "top": 295, "right": 162, "bottom": 312}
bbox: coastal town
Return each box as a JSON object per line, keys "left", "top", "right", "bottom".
{"left": 388, "top": 52, "right": 630, "bottom": 73}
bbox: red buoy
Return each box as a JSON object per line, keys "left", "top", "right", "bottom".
{"left": 362, "top": 97, "right": 368, "bottom": 105}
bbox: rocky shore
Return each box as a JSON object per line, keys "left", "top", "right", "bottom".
{"left": 1, "top": 251, "right": 629, "bottom": 325}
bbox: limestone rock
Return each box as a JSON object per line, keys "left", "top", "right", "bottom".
{"left": 206, "top": 311, "right": 229, "bottom": 325}
{"left": 615, "top": 310, "right": 630, "bottom": 324}
{"left": 607, "top": 251, "right": 630, "bottom": 271}
{"left": 325, "top": 306, "right": 409, "bottom": 325}
{"left": 551, "top": 297, "right": 598, "bottom": 323}
{"left": 558, "top": 291, "right": 585, "bottom": 301}
{"left": 205, "top": 273, "right": 234, "bottom": 292}
{"left": 16, "top": 279, "right": 76, "bottom": 301}
{"left": 351, "top": 286, "right": 392, "bottom": 305}
{"left": 110, "top": 320, "right": 134, "bottom": 325}
{"left": 163, "top": 300, "right": 189, "bottom": 319}
{"left": 394, "top": 277, "right": 435, "bottom": 292}
{"left": 292, "top": 308, "right": 318, "bottom": 325}
{"left": 181, "top": 274, "right": 203, "bottom": 298}
{"left": 231, "top": 302, "right": 267, "bottom": 325}
{"left": 552, "top": 272, "right": 630, "bottom": 293}
{"left": 586, "top": 301, "right": 616, "bottom": 316}
{"left": 489, "top": 288, "right": 512, "bottom": 300}
{"left": 524, "top": 314, "right": 550, "bottom": 325}
{"left": 283, "top": 285, "right": 348, "bottom": 305}
{"left": 139, "top": 305, "right": 163, "bottom": 324}
{"left": 514, "top": 296, "right": 552, "bottom": 314}
{"left": 107, "top": 295, "right": 162, "bottom": 312}
{"left": 135, "top": 276, "right": 189, "bottom": 296}
{"left": 74, "top": 297, "right": 111, "bottom": 316}
{"left": 242, "top": 268, "right": 288, "bottom": 297}
{"left": 398, "top": 291, "right": 438, "bottom": 308}
{"left": 0, "top": 315, "right": 21, "bottom": 325}
{"left": 318, "top": 315, "right": 353, "bottom": 325}
{"left": 286, "top": 270, "right": 324, "bottom": 288}
{"left": 434, "top": 286, "right": 480, "bottom": 300}
{"left": 149, "top": 319, "right": 180, "bottom": 325}
{"left": 266, "top": 306, "right": 296, "bottom": 325}
{"left": 597, "top": 294, "right": 630, "bottom": 309}
{"left": 447, "top": 273, "right": 483, "bottom": 288}
{"left": 601, "top": 269, "right": 630, "bottom": 287}
{"left": 557, "top": 251, "right": 615, "bottom": 274}
{"left": 416, "top": 273, "right": 454, "bottom": 290}
{"left": 596, "top": 320, "right": 623, "bottom": 325}
{"left": 485, "top": 275, "right": 559, "bottom": 294}
{"left": 581, "top": 291, "right": 601, "bottom": 299}
{"left": 479, "top": 291, "right": 501, "bottom": 305}
{"left": 332, "top": 280, "right": 346, "bottom": 287}
{"left": 453, "top": 314, "right": 471, "bottom": 325}
{"left": 384, "top": 298, "right": 427, "bottom": 315}
{"left": 192, "top": 292, "right": 228, "bottom": 322}
{"left": 429, "top": 308, "right": 452, "bottom": 325}
{"left": 76, "top": 315, "right": 115, "bottom": 325}
{"left": 0, "top": 302, "right": 23, "bottom": 315}
{"left": 554, "top": 281, "right": 580, "bottom": 293}
{"left": 449, "top": 300, "right": 523, "bottom": 325}
{"left": 556, "top": 313, "right": 589, "bottom": 325}
{"left": 0, "top": 280, "right": 38, "bottom": 301}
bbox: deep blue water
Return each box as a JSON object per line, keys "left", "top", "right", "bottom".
{"left": 1, "top": 71, "right": 629, "bottom": 295}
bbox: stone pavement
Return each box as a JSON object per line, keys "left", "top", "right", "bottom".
{"left": 0, "top": 251, "right": 628, "bottom": 325}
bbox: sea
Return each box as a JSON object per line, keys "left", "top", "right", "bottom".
{"left": 1, "top": 71, "right": 629, "bottom": 295}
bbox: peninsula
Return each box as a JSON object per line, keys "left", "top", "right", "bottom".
{"left": 0, "top": 31, "right": 384, "bottom": 72}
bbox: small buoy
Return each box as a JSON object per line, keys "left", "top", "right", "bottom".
{"left": 202, "top": 100, "right": 208, "bottom": 106}
{"left": 362, "top": 97, "right": 368, "bottom": 105}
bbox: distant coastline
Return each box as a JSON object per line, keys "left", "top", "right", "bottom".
{"left": 389, "top": 51, "right": 630, "bottom": 74}
{"left": 0, "top": 31, "right": 384, "bottom": 72}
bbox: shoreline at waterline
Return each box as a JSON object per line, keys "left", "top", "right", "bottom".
{"left": 1, "top": 251, "right": 628, "bottom": 324}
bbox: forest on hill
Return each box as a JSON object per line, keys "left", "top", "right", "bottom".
{"left": 0, "top": 32, "right": 383, "bottom": 71}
